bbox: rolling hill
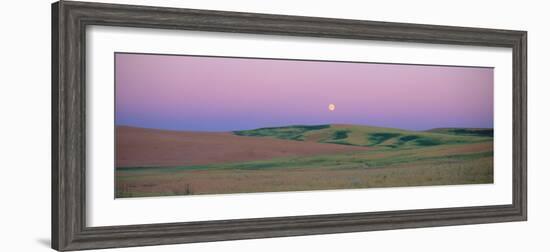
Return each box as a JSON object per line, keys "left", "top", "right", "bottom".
{"left": 234, "top": 124, "right": 493, "bottom": 149}
{"left": 117, "top": 124, "right": 494, "bottom": 197}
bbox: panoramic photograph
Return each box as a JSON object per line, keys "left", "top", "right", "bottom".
{"left": 115, "top": 52, "right": 494, "bottom": 198}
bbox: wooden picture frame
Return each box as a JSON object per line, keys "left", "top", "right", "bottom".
{"left": 52, "top": 1, "right": 527, "bottom": 251}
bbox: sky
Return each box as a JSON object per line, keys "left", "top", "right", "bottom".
{"left": 115, "top": 53, "right": 493, "bottom": 131}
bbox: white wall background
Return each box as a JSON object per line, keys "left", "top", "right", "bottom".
{"left": 0, "top": 0, "right": 547, "bottom": 251}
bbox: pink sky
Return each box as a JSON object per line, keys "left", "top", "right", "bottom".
{"left": 115, "top": 53, "right": 493, "bottom": 131}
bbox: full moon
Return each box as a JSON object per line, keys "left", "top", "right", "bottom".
{"left": 328, "top": 103, "right": 336, "bottom": 111}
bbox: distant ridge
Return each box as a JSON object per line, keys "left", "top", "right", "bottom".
{"left": 426, "top": 128, "right": 494, "bottom": 137}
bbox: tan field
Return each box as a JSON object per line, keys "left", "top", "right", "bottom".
{"left": 117, "top": 126, "right": 367, "bottom": 167}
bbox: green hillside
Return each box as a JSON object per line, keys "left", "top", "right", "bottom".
{"left": 234, "top": 124, "right": 492, "bottom": 149}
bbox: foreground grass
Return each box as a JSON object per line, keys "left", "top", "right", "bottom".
{"left": 116, "top": 141, "right": 493, "bottom": 198}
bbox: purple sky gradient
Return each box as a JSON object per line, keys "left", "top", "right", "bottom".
{"left": 115, "top": 53, "right": 493, "bottom": 131}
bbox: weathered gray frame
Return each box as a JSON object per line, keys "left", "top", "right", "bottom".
{"left": 52, "top": 1, "right": 527, "bottom": 251}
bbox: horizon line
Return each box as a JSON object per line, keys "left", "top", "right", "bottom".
{"left": 115, "top": 123, "right": 494, "bottom": 133}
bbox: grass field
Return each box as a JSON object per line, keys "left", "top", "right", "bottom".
{"left": 116, "top": 124, "right": 493, "bottom": 198}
